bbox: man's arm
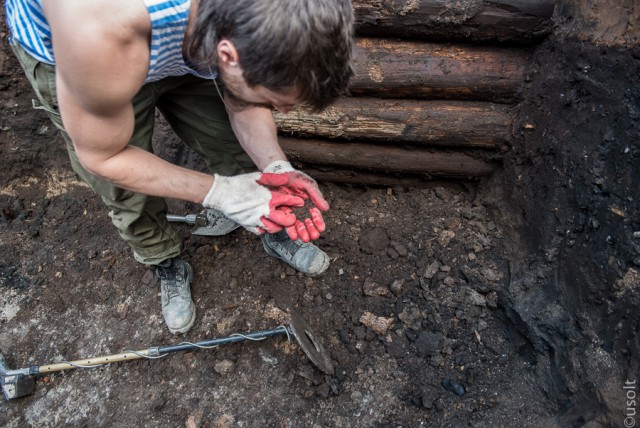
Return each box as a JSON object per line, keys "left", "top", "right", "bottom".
{"left": 223, "top": 99, "right": 288, "bottom": 171}
{"left": 43, "top": 0, "right": 215, "bottom": 204}
{"left": 224, "top": 97, "right": 331, "bottom": 241}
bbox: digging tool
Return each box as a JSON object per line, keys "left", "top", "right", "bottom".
{"left": 166, "top": 213, "right": 208, "bottom": 227}
{"left": 166, "top": 209, "right": 240, "bottom": 236}
{"left": 0, "top": 311, "right": 333, "bottom": 401}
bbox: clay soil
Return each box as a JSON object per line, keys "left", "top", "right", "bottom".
{"left": 1, "top": 2, "right": 639, "bottom": 426}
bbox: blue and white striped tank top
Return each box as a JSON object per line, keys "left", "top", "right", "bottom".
{"left": 4, "top": 0, "right": 216, "bottom": 83}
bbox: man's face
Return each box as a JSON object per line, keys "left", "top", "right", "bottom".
{"left": 218, "top": 63, "right": 300, "bottom": 114}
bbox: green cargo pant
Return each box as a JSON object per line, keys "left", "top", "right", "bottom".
{"left": 11, "top": 42, "right": 255, "bottom": 265}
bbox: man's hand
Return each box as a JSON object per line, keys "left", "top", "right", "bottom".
{"left": 203, "top": 172, "right": 305, "bottom": 234}
{"left": 264, "top": 161, "right": 330, "bottom": 242}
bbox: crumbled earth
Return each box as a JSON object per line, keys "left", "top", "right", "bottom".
{"left": 1, "top": 1, "right": 639, "bottom": 426}
{"left": 0, "top": 125, "right": 547, "bottom": 425}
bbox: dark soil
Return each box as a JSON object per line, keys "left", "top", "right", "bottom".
{"left": 1, "top": 1, "right": 638, "bottom": 426}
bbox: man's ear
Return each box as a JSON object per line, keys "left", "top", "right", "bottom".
{"left": 217, "top": 40, "right": 239, "bottom": 67}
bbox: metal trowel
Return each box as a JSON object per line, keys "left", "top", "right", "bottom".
{"left": 167, "top": 208, "right": 240, "bottom": 236}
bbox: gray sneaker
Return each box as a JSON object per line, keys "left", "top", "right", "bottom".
{"left": 191, "top": 208, "right": 240, "bottom": 236}
{"left": 261, "top": 230, "right": 330, "bottom": 277}
{"left": 155, "top": 258, "right": 196, "bottom": 334}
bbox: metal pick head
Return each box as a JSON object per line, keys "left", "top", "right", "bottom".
{"left": 288, "top": 311, "right": 334, "bottom": 375}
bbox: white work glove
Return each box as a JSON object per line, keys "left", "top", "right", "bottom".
{"left": 263, "top": 160, "right": 330, "bottom": 242}
{"left": 203, "top": 172, "right": 304, "bottom": 234}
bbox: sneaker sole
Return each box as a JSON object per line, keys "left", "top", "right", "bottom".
{"left": 167, "top": 263, "right": 196, "bottom": 334}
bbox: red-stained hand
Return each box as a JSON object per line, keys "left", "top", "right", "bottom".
{"left": 276, "top": 206, "right": 326, "bottom": 243}
{"left": 264, "top": 170, "right": 330, "bottom": 212}
{"left": 202, "top": 172, "right": 305, "bottom": 234}
{"left": 261, "top": 161, "right": 329, "bottom": 241}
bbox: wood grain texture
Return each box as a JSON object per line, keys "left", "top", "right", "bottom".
{"left": 353, "top": 0, "right": 555, "bottom": 43}
{"left": 350, "top": 38, "right": 530, "bottom": 102}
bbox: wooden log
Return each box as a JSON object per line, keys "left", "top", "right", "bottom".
{"left": 279, "top": 137, "right": 498, "bottom": 179}
{"left": 350, "top": 38, "right": 530, "bottom": 102}
{"left": 353, "top": 0, "right": 555, "bottom": 43}
{"left": 294, "top": 167, "right": 454, "bottom": 187}
{"left": 274, "top": 98, "right": 513, "bottom": 148}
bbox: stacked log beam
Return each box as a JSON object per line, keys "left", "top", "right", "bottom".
{"left": 275, "top": 98, "right": 512, "bottom": 148}
{"left": 352, "top": 0, "right": 555, "bottom": 44}
{"left": 275, "top": 0, "right": 556, "bottom": 185}
{"left": 349, "top": 39, "right": 531, "bottom": 103}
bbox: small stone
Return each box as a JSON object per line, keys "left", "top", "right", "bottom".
{"left": 214, "top": 359, "right": 235, "bottom": 375}
{"left": 438, "top": 230, "right": 456, "bottom": 247}
{"left": 398, "top": 305, "right": 423, "bottom": 331}
{"left": 359, "top": 311, "right": 394, "bottom": 335}
{"left": 423, "top": 261, "right": 441, "bottom": 279}
{"left": 481, "top": 267, "right": 500, "bottom": 282}
{"left": 486, "top": 291, "right": 498, "bottom": 309}
{"left": 389, "top": 279, "right": 406, "bottom": 296}
{"left": 442, "top": 377, "right": 465, "bottom": 396}
{"left": 363, "top": 277, "right": 390, "bottom": 297}
{"left": 466, "top": 288, "right": 487, "bottom": 307}
{"left": 116, "top": 303, "right": 128, "bottom": 320}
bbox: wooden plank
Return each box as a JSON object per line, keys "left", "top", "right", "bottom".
{"left": 350, "top": 38, "right": 530, "bottom": 102}
{"left": 353, "top": 0, "right": 555, "bottom": 43}
{"left": 275, "top": 98, "right": 513, "bottom": 148}
{"left": 279, "top": 137, "right": 498, "bottom": 178}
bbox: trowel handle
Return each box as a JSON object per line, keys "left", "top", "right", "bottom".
{"left": 166, "top": 214, "right": 206, "bottom": 226}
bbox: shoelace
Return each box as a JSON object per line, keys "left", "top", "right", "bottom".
{"left": 270, "top": 234, "right": 302, "bottom": 259}
{"left": 156, "top": 265, "right": 185, "bottom": 300}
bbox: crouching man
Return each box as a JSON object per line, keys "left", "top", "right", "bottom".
{"left": 5, "top": 0, "right": 353, "bottom": 333}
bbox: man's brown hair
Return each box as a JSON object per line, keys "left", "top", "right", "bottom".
{"left": 187, "top": 0, "right": 354, "bottom": 112}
